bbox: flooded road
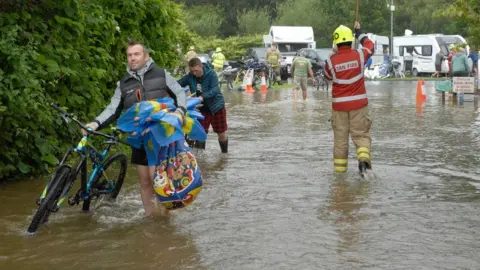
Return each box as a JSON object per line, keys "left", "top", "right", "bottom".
{"left": 2, "top": 81, "right": 480, "bottom": 269}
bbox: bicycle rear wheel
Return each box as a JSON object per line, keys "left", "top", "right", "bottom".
{"left": 27, "top": 165, "right": 70, "bottom": 234}
{"left": 82, "top": 153, "right": 127, "bottom": 212}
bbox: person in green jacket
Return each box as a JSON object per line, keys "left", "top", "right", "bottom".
{"left": 452, "top": 47, "right": 470, "bottom": 77}
{"left": 291, "top": 50, "right": 316, "bottom": 101}
{"left": 265, "top": 42, "right": 282, "bottom": 83}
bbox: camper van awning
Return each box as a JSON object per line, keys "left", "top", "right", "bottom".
{"left": 270, "top": 26, "right": 314, "bottom": 43}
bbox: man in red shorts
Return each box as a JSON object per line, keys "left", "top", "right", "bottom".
{"left": 178, "top": 57, "right": 228, "bottom": 153}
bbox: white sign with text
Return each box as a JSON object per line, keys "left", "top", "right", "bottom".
{"left": 453, "top": 77, "right": 475, "bottom": 93}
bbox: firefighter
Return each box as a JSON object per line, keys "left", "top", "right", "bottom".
{"left": 323, "top": 21, "right": 374, "bottom": 175}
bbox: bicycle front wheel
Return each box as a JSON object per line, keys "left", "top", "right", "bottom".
{"left": 323, "top": 78, "right": 329, "bottom": 91}
{"left": 82, "top": 153, "right": 128, "bottom": 212}
{"left": 314, "top": 75, "right": 321, "bottom": 90}
{"left": 27, "top": 165, "right": 70, "bottom": 234}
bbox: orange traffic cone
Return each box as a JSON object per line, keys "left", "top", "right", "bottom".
{"left": 246, "top": 83, "right": 254, "bottom": 93}
{"left": 260, "top": 72, "right": 268, "bottom": 92}
{"left": 416, "top": 80, "right": 423, "bottom": 107}
{"left": 243, "top": 68, "right": 254, "bottom": 93}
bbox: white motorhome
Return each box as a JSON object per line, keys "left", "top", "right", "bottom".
{"left": 393, "top": 34, "right": 469, "bottom": 76}
{"left": 360, "top": 33, "right": 389, "bottom": 68}
{"left": 263, "top": 26, "right": 316, "bottom": 77}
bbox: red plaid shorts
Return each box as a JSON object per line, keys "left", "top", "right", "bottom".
{"left": 200, "top": 107, "right": 228, "bottom": 134}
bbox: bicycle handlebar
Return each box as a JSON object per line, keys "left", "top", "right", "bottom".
{"left": 50, "top": 103, "right": 128, "bottom": 145}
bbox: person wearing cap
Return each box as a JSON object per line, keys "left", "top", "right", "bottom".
{"left": 291, "top": 50, "right": 316, "bottom": 101}
{"left": 323, "top": 21, "right": 375, "bottom": 175}
{"left": 212, "top": 47, "right": 226, "bottom": 75}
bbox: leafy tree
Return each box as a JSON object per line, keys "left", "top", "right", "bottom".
{"left": 0, "top": 0, "right": 192, "bottom": 180}
{"left": 237, "top": 7, "right": 271, "bottom": 35}
{"left": 442, "top": 0, "right": 480, "bottom": 46}
{"left": 183, "top": 4, "right": 224, "bottom": 37}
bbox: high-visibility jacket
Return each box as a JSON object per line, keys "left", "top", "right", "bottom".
{"left": 212, "top": 52, "right": 226, "bottom": 69}
{"left": 265, "top": 48, "right": 280, "bottom": 66}
{"left": 324, "top": 35, "right": 374, "bottom": 111}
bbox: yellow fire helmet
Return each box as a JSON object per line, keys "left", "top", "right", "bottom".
{"left": 333, "top": 25, "right": 354, "bottom": 45}
{"left": 449, "top": 44, "right": 455, "bottom": 50}
{"left": 189, "top": 45, "right": 195, "bottom": 50}
{"left": 216, "top": 47, "right": 222, "bottom": 52}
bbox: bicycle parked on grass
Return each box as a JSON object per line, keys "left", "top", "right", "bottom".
{"left": 265, "top": 63, "right": 279, "bottom": 88}
{"left": 27, "top": 103, "right": 128, "bottom": 234}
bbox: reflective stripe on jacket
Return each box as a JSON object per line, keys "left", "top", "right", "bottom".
{"left": 212, "top": 52, "right": 226, "bottom": 69}
{"left": 325, "top": 35, "right": 374, "bottom": 111}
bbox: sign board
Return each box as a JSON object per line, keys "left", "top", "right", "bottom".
{"left": 453, "top": 77, "right": 475, "bottom": 93}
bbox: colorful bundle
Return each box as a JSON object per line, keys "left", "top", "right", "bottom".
{"left": 116, "top": 96, "right": 206, "bottom": 210}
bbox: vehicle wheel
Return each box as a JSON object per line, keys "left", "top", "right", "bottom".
{"left": 82, "top": 153, "right": 127, "bottom": 212}
{"left": 412, "top": 68, "right": 419, "bottom": 77}
{"left": 27, "top": 165, "right": 70, "bottom": 234}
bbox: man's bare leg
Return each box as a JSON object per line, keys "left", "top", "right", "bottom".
{"left": 302, "top": 87, "right": 307, "bottom": 101}
{"left": 136, "top": 165, "right": 167, "bottom": 216}
{"left": 293, "top": 88, "right": 298, "bottom": 101}
{"left": 218, "top": 131, "right": 228, "bottom": 142}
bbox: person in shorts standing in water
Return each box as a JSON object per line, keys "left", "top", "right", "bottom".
{"left": 291, "top": 50, "right": 315, "bottom": 101}
{"left": 178, "top": 57, "right": 228, "bottom": 153}
{"left": 82, "top": 40, "right": 187, "bottom": 216}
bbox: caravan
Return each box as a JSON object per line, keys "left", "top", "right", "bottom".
{"left": 264, "top": 26, "right": 316, "bottom": 78}
{"left": 393, "top": 34, "right": 469, "bottom": 76}
{"left": 361, "top": 33, "right": 389, "bottom": 68}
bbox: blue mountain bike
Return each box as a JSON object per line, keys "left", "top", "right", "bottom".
{"left": 27, "top": 103, "right": 129, "bottom": 234}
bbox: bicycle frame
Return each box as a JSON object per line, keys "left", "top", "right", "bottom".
{"left": 39, "top": 134, "right": 117, "bottom": 210}
{"left": 38, "top": 103, "right": 126, "bottom": 209}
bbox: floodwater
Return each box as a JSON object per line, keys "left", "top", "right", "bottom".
{"left": 2, "top": 81, "right": 480, "bottom": 270}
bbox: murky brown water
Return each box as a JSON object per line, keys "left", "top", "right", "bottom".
{"left": 2, "top": 81, "right": 480, "bottom": 269}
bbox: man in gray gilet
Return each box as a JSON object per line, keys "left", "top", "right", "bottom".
{"left": 82, "top": 40, "right": 187, "bottom": 216}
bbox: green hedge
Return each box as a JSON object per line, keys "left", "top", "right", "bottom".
{"left": 195, "top": 35, "right": 264, "bottom": 60}
{"left": 0, "top": 0, "right": 193, "bottom": 180}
